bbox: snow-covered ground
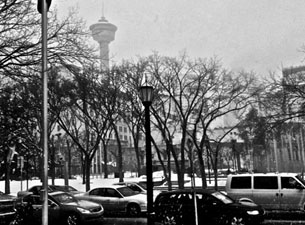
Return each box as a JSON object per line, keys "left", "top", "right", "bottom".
{"left": 1, "top": 172, "right": 227, "bottom": 196}
{"left": 0, "top": 175, "right": 142, "bottom": 196}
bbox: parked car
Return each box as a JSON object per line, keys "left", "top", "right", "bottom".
{"left": 74, "top": 185, "right": 147, "bottom": 216}
{"left": 0, "top": 191, "right": 17, "bottom": 225}
{"left": 19, "top": 185, "right": 82, "bottom": 196}
{"left": 138, "top": 176, "right": 166, "bottom": 187}
{"left": 112, "top": 181, "right": 161, "bottom": 199}
{"left": 225, "top": 173, "right": 305, "bottom": 211}
{"left": 154, "top": 179, "right": 191, "bottom": 192}
{"left": 153, "top": 189, "right": 265, "bottom": 225}
{"left": 15, "top": 191, "right": 103, "bottom": 225}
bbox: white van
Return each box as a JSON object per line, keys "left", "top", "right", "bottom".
{"left": 225, "top": 173, "right": 305, "bottom": 211}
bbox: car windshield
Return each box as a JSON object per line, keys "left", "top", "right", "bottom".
{"left": 52, "top": 193, "right": 76, "bottom": 204}
{"left": 295, "top": 175, "right": 305, "bottom": 186}
{"left": 117, "top": 187, "right": 138, "bottom": 197}
{"left": 138, "top": 182, "right": 147, "bottom": 189}
{"left": 137, "top": 182, "right": 147, "bottom": 190}
{"left": 211, "top": 192, "right": 234, "bottom": 204}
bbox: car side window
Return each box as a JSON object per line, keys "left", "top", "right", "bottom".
{"left": 281, "top": 177, "right": 299, "bottom": 189}
{"left": 106, "top": 188, "right": 120, "bottom": 198}
{"left": 254, "top": 176, "right": 278, "bottom": 189}
{"left": 200, "top": 194, "right": 218, "bottom": 206}
{"left": 31, "top": 187, "right": 40, "bottom": 195}
{"left": 90, "top": 188, "right": 103, "bottom": 196}
{"left": 32, "top": 196, "right": 42, "bottom": 205}
{"left": 231, "top": 176, "right": 251, "bottom": 189}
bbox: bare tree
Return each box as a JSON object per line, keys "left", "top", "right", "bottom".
{"left": 56, "top": 67, "right": 105, "bottom": 191}
{"left": 118, "top": 62, "right": 148, "bottom": 177}
{"left": 0, "top": 0, "right": 95, "bottom": 78}
{"left": 139, "top": 53, "right": 261, "bottom": 189}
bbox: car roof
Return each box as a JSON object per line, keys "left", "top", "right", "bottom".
{"left": 157, "top": 189, "right": 216, "bottom": 196}
{"left": 29, "top": 184, "right": 74, "bottom": 188}
{"left": 90, "top": 185, "right": 126, "bottom": 190}
{"left": 113, "top": 182, "right": 139, "bottom": 185}
{"left": 228, "top": 172, "right": 299, "bottom": 177}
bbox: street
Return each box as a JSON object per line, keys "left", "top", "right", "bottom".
{"left": 100, "top": 217, "right": 305, "bottom": 225}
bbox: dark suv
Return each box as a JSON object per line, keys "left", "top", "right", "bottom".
{"left": 153, "top": 189, "right": 265, "bottom": 225}
{"left": 0, "top": 191, "right": 16, "bottom": 225}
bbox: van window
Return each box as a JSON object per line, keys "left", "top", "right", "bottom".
{"left": 231, "top": 176, "right": 251, "bottom": 189}
{"left": 281, "top": 177, "right": 300, "bottom": 189}
{"left": 254, "top": 176, "right": 278, "bottom": 189}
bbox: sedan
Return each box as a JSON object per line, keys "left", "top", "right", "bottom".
{"left": 75, "top": 185, "right": 147, "bottom": 216}
{"left": 16, "top": 191, "right": 104, "bottom": 225}
{"left": 154, "top": 189, "right": 265, "bottom": 225}
{"left": 23, "top": 185, "right": 83, "bottom": 196}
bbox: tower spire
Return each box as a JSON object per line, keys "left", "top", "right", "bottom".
{"left": 101, "top": 1, "right": 105, "bottom": 20}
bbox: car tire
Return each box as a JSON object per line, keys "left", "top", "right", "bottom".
{"left": 127, "top": 203, "right": 140, "bottom": 217}
{"left": 66, "top": 213, "right": 80, "bottom": 225}
{"left": 228, "top": 215, "right": 246, "bottom": 225}
{"left": 162, "top": 215, "right": 178, "bottom": 225}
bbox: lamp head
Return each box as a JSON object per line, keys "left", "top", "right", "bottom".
{"left": 139, "top": 74, "right": 154, "bottom": 105}
{"left": 139, "top": 85, "right": 153, "bottom": 104}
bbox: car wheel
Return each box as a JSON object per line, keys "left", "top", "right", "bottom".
{"left": 162, "top": 215, "right": 178, "bottom": 225}
{"left": 66, "top": 213, "right": 80, "bottom": 225}
{"left": 127, "top": 203, "right": 140, "bottom": 216}
{"left": 229, "top": 215, "right": 246, "bottom": 225}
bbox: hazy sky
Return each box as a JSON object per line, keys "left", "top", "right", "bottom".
{"left": 54, "top": 0, "right": 305, "bottom": 76}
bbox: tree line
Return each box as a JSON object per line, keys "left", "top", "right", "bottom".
{"left": 1, "top": 0, "right": 305, "bottom": 193}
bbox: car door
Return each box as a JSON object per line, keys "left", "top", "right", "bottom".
{"left": 88, "top": 188, "right": 112, "bottom": 211}
{"left": 30, "top": 196, "right": 60, "bottom": 224}
{"left": 197, "top": 193, "right": 222, "bottom": 224}
{"left": 104, "top": 188, "right": 122, "bottom": 212}
{"left": 252, "top": 175, "right": 281, "bottom": 210}
{"left": 279, "top": 176, "right": 305, "bottom": 210}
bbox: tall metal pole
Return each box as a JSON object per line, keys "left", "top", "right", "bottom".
{"left": 144, "top": 102, "right": 153, "bottom": 225}
{"left": 187, "top": 139, "right": 198, "bottom": 225}
{"left": 41, "top": 0, "right": 49, "bottom": 224}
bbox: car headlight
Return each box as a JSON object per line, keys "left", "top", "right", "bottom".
{"left": 77, "top": 207, "right": 91, "bottom": 214}
{"left": 247, "top": 210, "right": 259, "bottom": 215}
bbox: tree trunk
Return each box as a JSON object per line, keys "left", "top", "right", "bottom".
{"left": 81, "top": 152, "right": 86, "bottom": 184}
{"left": 113, "top": 125, "right": 124, "bottom": 182}
{"left": 50, "top": 143, "right": 55, "bottom": 185}
{"left": 85, "top": 154, "right": 91, "bottom": 191}
{"left": 197, "top": 149, "right": 207, "bottom": 189}
{"left": 103, "top": 142, "right": 108, "bottom": 178}
{"left": 5, "top": 160, "right": 10, "bottom": 194}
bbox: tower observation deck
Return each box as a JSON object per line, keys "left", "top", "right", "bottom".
{"left": 90, "top": 16, "right": 117, "bottom": 70}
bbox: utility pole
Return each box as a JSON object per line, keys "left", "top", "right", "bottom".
{"left": 37, "top": 0, "right": 52, "bottom": 225}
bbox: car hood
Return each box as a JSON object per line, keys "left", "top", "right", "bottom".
{"left": 229, "top": 201, "right": 263, "bottom": 211}
{"left": 63, "top": 199, "right": 102, "bottom": 209}
{"left": 69, "top": 191, "right": 84, "bottom": 196}
{"left": 0, "top": 194, "right": 15, "bottom": 201}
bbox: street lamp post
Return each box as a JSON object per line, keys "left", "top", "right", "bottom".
{"left": 139, "top": 82, "right": 153, "bottom": 225}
